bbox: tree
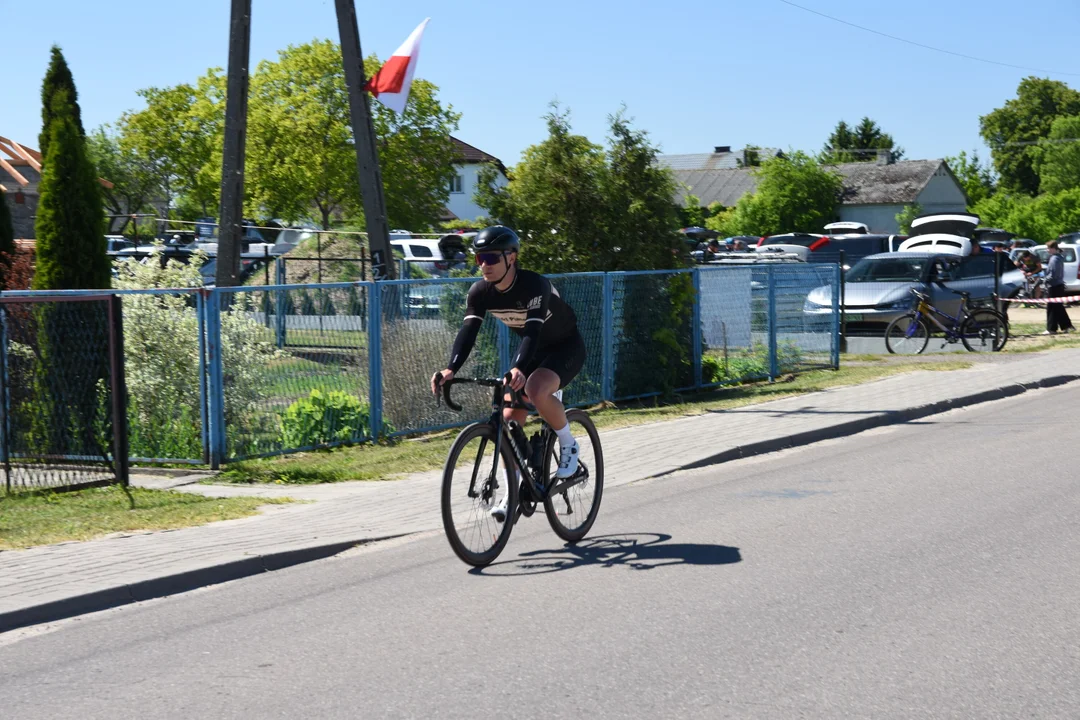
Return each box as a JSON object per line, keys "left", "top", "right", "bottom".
{"left": 945, "top": 150, "right": 996, "bottom": 207}
{"left": 476, "top": 105, "right": 608, "bottom": 273}
{"left": 246, "top": 41, "right": 459, "bottom": 230}
{"left": 972, "top": 189, "right": 1080, "bottom": 242}
{"left": 33, "top": 90, "right": 110, "bottom": 290}
{"left": 895, "top": 203, "right": 922, "bottom": 234}
{"left": 118, "top": 71, "right": 226, "bottom": 219}
{"left": 39, "top": 46, "right": 84, "bottom": 160}
{"left": 979, "top": 77, "right": 1080, "bottom": 196}
{"left": 822, "top": 117, "right": 902, "bottom": 163}
{"left": 1034, "top": 114, "right": 1080, "bottom": 195}
{"left": 710, "top": 152, "right": 844, "bottom": 237}
{"left": 86, "top": 125, "right": 164, "bottom": 235}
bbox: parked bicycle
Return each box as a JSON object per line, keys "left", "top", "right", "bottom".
{"left": 885, "top": 286, "right": 1008, "bottom": 354}
{"left": 437, "top": 375, "right": 604, "bottom": 567}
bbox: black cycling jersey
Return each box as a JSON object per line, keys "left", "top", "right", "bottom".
{"left": 448, "top": 268, "right": 578, "bottom": 374}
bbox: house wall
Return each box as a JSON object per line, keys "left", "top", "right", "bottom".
{"left": 838, "top": 204, "right": 906, "bottom": 234}
{"left": 1, "top": 166, "right": 40, "bottom": 239}
{"left": 916, "top": 167, "right": 968, "bottom": 215}
{"left": 445, "top": 163, "right": 506, "bottom": 222}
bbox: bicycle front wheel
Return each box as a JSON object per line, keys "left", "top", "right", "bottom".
{"left": 441, "top": 423, "right": 518, "bottom": 567}
{"left": 885, "top": 314, "right": 929, "bottom": 355}
{"left": 961, "top": 309, "right": 1008, "bottom": 352}
{"left": 542, "top": 410, "right": 604, "bottom": 543}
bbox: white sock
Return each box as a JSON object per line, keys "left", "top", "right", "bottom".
{"left": 555, "top": 423, "right": 575, "bottom": 449}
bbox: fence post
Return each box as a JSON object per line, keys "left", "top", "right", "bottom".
{"left": 831, "top": 263, "right": 841, "bottom": 369}
{"left": 196, "top": 291, "right": 210, "bottom": 464}
{"left": 838, "top": 250, "right": 847, "bottom": 354}
{"left": 367, "top": 283, "right": 383, "bottom": 440}
{"left": 107, "top": 295, "right": 130, "bottom": 487}
{"left": 692, "top": 268, "right": 703, "bottom": 388}
{"left": 205, "top": 289, "right": 227, "bottom": 469}
{"left": 602, "top": 273, "right": 615, "bottom": 401}
{"left": 275, "top": 258, "right": 286, "bottom": 348}
{"left": 0, "top": 307, "right": 9, "bottom": 494}
{"left": 767, "top": 265, "right": 779, "bottom": 381}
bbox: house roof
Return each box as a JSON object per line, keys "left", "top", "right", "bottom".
{"left": 672, "top": 159, "right": 952, "bottom": 208}
{"left": 658, "top": 147, "right": 783, "bottom": 171}
{"left": 451, "top": 137, "right": 507, "bottom": 175}
{"left": 1, "top": 134, "right": 113, "bottom": 192}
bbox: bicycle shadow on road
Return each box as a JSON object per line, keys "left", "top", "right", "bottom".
{"left": 471, "top": 533, "right": 741, "bottom": 576}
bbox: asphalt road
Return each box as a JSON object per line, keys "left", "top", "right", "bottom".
{"left": 3, "top": 385, "right": 1080, "bottom": 718}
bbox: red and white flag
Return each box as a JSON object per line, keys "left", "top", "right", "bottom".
{"left": 364, "top": 18, "right": 430, "bottom": 115}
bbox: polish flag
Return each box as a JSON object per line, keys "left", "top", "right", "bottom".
{"left": 364, "top": 18, "right": 430, "bottom": 115}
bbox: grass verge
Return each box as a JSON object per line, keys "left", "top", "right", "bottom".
{"left": 220, "top": 360, "right": 972, "bottom": 485}
{"left": 0, "top": 486, "right": 292, "bottom": 550}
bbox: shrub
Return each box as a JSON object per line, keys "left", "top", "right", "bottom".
{"left": 281, "top": 389, "right": 370, "bottom": 448}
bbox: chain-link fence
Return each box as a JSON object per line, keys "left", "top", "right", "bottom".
{"left": 1, "top": 264, "right": 840, "bottom": 468}
{"left": 0, "top": 295, "right": 128, "bottom": 492}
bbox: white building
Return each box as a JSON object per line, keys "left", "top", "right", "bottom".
{"left": 444, "top": 137, "right": 508, "bottom": 223}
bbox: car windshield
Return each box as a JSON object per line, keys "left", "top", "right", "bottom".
{"left": 762, "top": 236, "right": 818, "bottom": 248}
{"left": 846, "top": 256, "right": 927, "bottom": 282}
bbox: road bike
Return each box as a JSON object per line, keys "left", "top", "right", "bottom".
{"left": 437, "top": 375, "right": 604, "bottom": 567}
{"left": 885, "top": 286, "right": 1008, "bottom": 355}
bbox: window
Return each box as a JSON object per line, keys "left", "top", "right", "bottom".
{"left": 410, "top": 244, "right": 434, "bottom": 258}
{"left": 449, "top": 174, "right": 464, "bottom": 194}
{"left": 955, "top": 255, "right": 994, "bottom": 279}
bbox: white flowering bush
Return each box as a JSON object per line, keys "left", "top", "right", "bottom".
{"left": 114, "top": 246, "right": 279, "bottom": 459}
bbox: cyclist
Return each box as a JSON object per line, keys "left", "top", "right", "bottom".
{"left": 431, "top": 226, "right": 586, "bottom": 521}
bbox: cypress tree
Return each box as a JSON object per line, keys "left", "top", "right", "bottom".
{"left": 39, "top": 46, "right": 84, "bottom": 160}
{"left": 33, "top": 89, "right": 110, "bottom": 290}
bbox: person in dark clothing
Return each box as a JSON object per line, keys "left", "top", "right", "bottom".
{"left": 431, "top": 226, "right": 586, "bottom": 521}
{"left": 1043, "top": 240, "right": 1075, "bottom": 335}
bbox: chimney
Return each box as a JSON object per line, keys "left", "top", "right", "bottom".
{"left": 876, "top": 148, "right": 891, "bottom": 165}
{"left": 714, "top": 145, "right": 731, "bottom": 154}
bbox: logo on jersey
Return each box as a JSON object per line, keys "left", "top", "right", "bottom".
{"left": 526, "top": 295, "right": 542, "bottom": 310}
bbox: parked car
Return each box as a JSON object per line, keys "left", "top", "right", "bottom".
{"left": 803, "top": 252, "right": 1023, "bottom": 334}
{"left": 757, "top": 232, "right": 905, "bottom": 266}
{"left": 391, "top": 233, "right": 472, "bottom": 275}
{"left": 1033, "top": 243, "right": 1080, "bottom": 293}
{"left": 105, "top": 235, "right": 135, "bottom": 253}
{"left": 823, "top": 221, "right": 869, "bottom": 235}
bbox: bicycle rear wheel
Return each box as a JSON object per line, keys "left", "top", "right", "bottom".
{"left": 960, "top": 309, "right": 1008, "bottom": 352}
{"left": 885, "top": 314, "right": 929, "bottom": 355}
{"left": 541, "top": 410, "right": 604, "bottom": 543}
{"left": 441, "top": 423, "right": 518, "bottom": 567}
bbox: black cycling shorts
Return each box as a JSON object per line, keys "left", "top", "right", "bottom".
{"left": 521, "top": 331, "right": 587, "bottom": 389}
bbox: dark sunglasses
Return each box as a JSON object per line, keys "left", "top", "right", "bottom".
{"left": 475, "top": 252, "right": 504, "bottom": 266}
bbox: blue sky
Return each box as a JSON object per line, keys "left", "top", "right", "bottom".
{"left": 4, "top": 0, "right": 1079, "bottom": 167}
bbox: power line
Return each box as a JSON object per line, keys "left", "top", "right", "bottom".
{"left": 777, "top": 0, "right": 1080, "bottom": 78}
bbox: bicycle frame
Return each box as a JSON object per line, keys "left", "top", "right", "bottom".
{"left": 907, "top": 293, "right": 971, "bottom": 340}
{"left": 441, "top": 376, "right": 585, "bottom": 505}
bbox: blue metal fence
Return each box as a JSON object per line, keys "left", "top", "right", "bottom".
{"left": 2, "top": 263, "right": 840, "bottom": 467}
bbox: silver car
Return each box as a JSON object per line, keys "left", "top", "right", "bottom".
{"left": 803, "top": 252, "right": 1023, "bottom": 334}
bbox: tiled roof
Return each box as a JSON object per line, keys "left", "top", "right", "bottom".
{"left": 451, "top": 137, "right": 507, "bottom": 175}
{"left": 672, "top": 159, "right": 951, "bottom": 208}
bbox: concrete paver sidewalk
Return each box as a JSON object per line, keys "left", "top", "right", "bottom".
{"left": 3, "top": 349, "right": 1079, "bottom": 632}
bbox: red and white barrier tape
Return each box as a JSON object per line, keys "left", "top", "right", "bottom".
{"left": 1000, "top": 294, "right": 1080, "bottom": 304}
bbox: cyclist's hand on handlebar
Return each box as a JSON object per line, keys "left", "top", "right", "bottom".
{"left": 507, "top": 367, "right": 526, "bottom": 392}
{"left": 431, "top": 369, "right": 454, "bottom": 396}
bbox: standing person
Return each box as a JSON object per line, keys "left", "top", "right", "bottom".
{"left": 431, "top": 226, "right": 587, "bottom": 521}
{"left": 1043, "top": 240, "right": 1075, "bottom": 335}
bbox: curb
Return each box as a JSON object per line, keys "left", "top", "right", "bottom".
{"left": 0, "top": 535, "right": 407, "bottom": 634}
{"left": 664, "top": 374, "right": 1080, "bottom": 475}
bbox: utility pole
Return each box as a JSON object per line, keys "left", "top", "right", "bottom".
{"left": 334, "top": 0, "right": 396, "bottom": 280}
{"left": 215, "top": 0, "right": 252, "bottom": 287}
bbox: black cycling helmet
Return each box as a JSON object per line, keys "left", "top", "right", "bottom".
{"left": 473, "top": 225, "right": 520, "bottom": 253}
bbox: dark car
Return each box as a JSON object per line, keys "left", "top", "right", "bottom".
{"left": 756, "top": 232, "right": 906, "bottom": 267}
